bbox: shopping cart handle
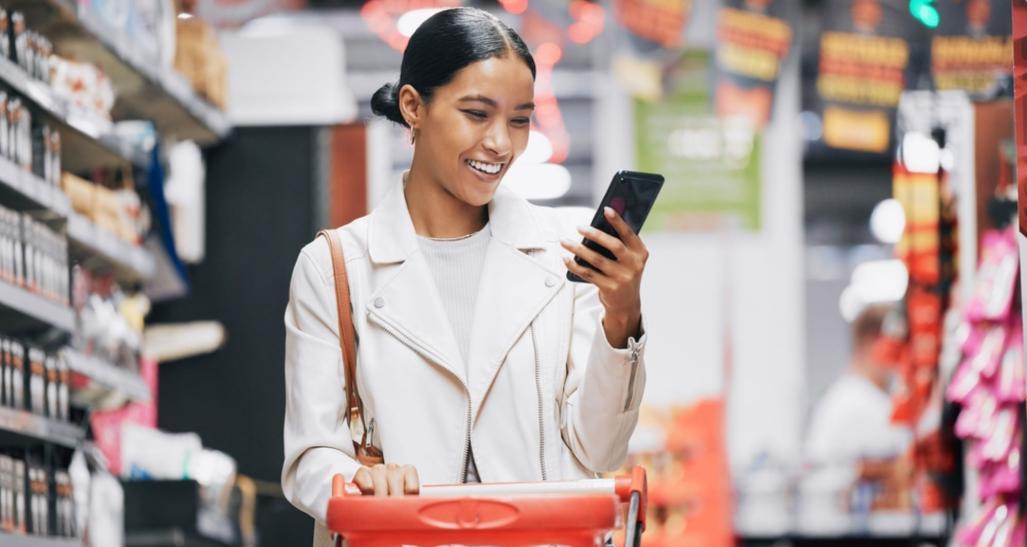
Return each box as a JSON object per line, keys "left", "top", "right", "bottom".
{"left": 618, "top": 466, "right": 647, "bottom": 531}
{"left": 327, "top": 467, "right": 649, "bottom": 546}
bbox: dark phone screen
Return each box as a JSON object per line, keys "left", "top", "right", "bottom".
{"left": 570, "top": 171, "right": 663, "bottom": 280}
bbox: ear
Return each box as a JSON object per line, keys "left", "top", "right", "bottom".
{"left": 398, "top": 84, "right": 424, "bottom": 129}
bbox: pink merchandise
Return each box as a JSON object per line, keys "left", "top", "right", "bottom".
{"left": 88, "top": 356, "right": 158, "bottom": 476}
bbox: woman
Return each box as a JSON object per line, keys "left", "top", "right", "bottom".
{"left": 282, "top": 7, "right": 649, "bottom": 544}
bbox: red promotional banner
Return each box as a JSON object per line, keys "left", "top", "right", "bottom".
{"left": 714, "top": 0, "right": 792, "bottom": 128}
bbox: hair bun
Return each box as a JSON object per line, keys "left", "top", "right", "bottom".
{"left": 370, "top": 82, "right": 407, "bottom": 127}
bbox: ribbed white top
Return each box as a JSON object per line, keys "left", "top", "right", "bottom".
{"left": 417, "top": 223, "right": 491, "bottom": 483}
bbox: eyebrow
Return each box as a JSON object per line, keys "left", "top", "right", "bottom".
{"left": 458, "top": 95, "right": 535, "bottom": 111}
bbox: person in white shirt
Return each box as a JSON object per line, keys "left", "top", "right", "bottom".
{"left": 800, "top": 305, "right": 912, "bottom": 532}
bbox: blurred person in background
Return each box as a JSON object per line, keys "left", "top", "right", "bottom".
{"left": 800, "top": 304, "right": 912, "bottom": 531}
{"left": 805, "top": 304, "right": 910, "bottom": 464}
{"left": 280, "top": 7, "right": 650, "bottom": 546}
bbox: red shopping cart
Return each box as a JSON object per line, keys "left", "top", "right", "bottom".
{"left": 327, "top": 466, "right": 648, "bottom": 546}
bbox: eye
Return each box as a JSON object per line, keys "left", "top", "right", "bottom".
{"left": 511, "top": 117, "right": 531, "bottom": 127}
{"left": 462, "top": 110, "right": 487, "bottom": 120}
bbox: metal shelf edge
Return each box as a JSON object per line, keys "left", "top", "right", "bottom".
{"left": 0, "top": 534, "right": 82, "bottom": 547}
{"left": 70, "top": 2, "right": 231, "bottom": 142}
{"left": 64, "top": 350, "right": 150, "bottom": 402}
{"left": 67, "top": 213, "right": 155, "bottom": 282}
{"left": 0, "top": 154, "right": 70, "bottom": 216}
{"left": 0, "top": 405, "right": 83, "bottom": 448}
{"left": 0, "top": 281, "right": 74, "bottom": 332}
{"left": 0, "top": 54, "right": 148, "bottom": 168}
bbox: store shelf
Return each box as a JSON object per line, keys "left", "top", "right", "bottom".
{"left": 0, "top": 406, "right": 84, "bottom": 448}
{"left": 0, "top": 535, "right": 82, "bottom": 547}
{"left": 0, "top": 153, "right": 70, "bottom": 215}
{"left": 67, "top": 213, "right": 155, "bottom": 283}
{"left": 65, "top": 350, "right": 150, "bottom": 403}
{"left": 126, "top": 528, "right": 232, "bottom": 547}
{"left": 10, "top": 0, "right": 231, "bottom": 145}
{"left": 0, "top": 280, "right": 74, "bottom": 333}
{"left": 0, "top": 53, "right": 149, "bottom": 170}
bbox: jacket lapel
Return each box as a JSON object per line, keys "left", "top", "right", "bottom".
{"left": 465, "top": 240, "right": 563, "bottom": 412}
{"left": 365, "top": 254, "right": 466, "bottom": 386}
{"left": 363, "top": 177, "right": 565, "bottom": 398}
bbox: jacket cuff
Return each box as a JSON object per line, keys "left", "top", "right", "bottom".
{"left": 589, "top": 314, "right": 647, "bottom": 414}
{"left": 598, "top": 314, "right": 647, "bottom": 354}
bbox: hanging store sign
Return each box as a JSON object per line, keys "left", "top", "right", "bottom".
{"left": 636, "top": 51, "right": 761, "bottom": 232}
{"left": 714, "top": 0, "right": 792, "bottom": 128}
{"left": 614, "top": 0, "right": 691, "bottom": 49}
{"left": 813, "top": 0, "right": 914, "bottom": 154}
{"left": 931, "top": 0, "right": 1012, "bottom": 98}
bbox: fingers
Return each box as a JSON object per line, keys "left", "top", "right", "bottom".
{"left": 403, "top": 465, "right": 420, "bottom": 495}
{"left": 370, "top": 465, "right": 389, "bottom": 497}
{"left": 352, "top": 467, "right": 374, "bottom": 494}
{"left": 353, "top": 464, "right": 421, "bottom": 496}
{"left": 385, "top": 464, "right": 405, "bottom": 497}
{"left": 602, "top": 207, "right": 644, "bottom": 250}
{"left": 563, "top": 256, "right": 611, "bottom": 289}
{"left": 560, "top": 239, "right": 616, "bottom": 275}
{"left": 574, "top": 225, "right": 626, "bottom": 260}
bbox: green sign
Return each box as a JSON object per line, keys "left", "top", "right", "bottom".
{"left": 636, "top": 50, "right": 762, "bottom": 232}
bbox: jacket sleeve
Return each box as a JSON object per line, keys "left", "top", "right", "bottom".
{"left": 281, "top": 248, "right": 361, "bottom": 525}
{"left": 559, "top": 279, "right": 647, "bottom": 473}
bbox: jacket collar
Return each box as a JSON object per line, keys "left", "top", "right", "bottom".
{"left": 368, "top": 172, "right": 547, "bottom": 264}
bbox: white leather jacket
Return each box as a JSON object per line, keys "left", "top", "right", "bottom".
{"left": 281, "top": 182, "right": 647, "bottom": 544}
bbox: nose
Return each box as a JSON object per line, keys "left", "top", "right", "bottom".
{"left": 482, "top": 120, "right": 511, "bottom": 158}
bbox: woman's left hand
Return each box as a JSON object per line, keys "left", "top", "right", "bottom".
{"left": 561, "top": 207, "right": 648, "bottom": 349}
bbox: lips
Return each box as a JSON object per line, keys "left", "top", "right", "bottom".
{"left": 466, "top": 159, "right": 503, "bottom": 175}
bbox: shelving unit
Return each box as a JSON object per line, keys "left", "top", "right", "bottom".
{"left": 65, "top": 350, "right": 150, "bottom": 403}
{"left": 0, "top": 153, "right": 69, "bottom": 216}
{"left": 0, "top": 535, "right": 81, "bottom": 547}
{"left": 0, "top": 406, "right": 84, "bottom": 448}
{"left": 0, "top": 54, "right": 148, "bottom": 170}
{"left": 9, "top": 0, "right": 231, "bottom": 145}
{"left": 0, "top": 280, "right": 74, "bottom": 333}
{"left": 67, "top": 213, "right": 156, "bottom": 283}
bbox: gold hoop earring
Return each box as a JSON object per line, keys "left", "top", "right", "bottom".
{"left": 410, "top": 128, "right": 418, "bottom": 144}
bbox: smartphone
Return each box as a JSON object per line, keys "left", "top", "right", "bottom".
{"left": 567, "top": 170, "right": 664, "bottom": 283}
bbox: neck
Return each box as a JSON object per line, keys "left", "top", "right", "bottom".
{"left": 404, "top": 161, "right": 487, "bottom": 239}
{"left": 851, "top": 357, "right": 888, "bottom": 392}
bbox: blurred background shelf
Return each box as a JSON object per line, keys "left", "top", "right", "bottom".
{"left": 0, "top": 153, "right": 70, "bottom": 216}
{"left": 0, "top": 405, "right": 83, "bottom": 448}
{"left": 67, "top": 213, "right": 155, "bottom": 283}
{"left": 0, "top": 54, "right": 148, "bottom": 170}
{"left": 0, "top": 534, "right": 82, "bottom": 547}
{"left": 64, "top": 350, "right": 150, "bottom": 403}
{"left": 7, "top": 0, "right": 231, "bottom": 145}
{"left": 0, "top": 281, "right": 74, "bottom": 333}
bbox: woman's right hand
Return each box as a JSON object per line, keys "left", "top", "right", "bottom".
{"left": 353, "top": 463, "right": 420, "bottom": 496}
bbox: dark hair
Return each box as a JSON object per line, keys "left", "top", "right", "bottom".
{"left": 370, "top": 7, "right": 536, "bottom": 128}
{"left": 853, "top": 304, "right": 889, "bottom": 350}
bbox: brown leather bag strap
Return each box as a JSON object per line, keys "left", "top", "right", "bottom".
{"left": 317, "top": 231, "right": 362, "bottom": 431}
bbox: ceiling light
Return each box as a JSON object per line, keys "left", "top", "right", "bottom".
{"left": 503, "top": 163, "right": 571, "bottom": 200}
{"left": 869, "top": 198, "right": 906, "bottom": 244}
{"left": 397, "top": 8, "right": 446, "bottom": 38}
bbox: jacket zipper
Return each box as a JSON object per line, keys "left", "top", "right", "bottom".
{"left": 460, "top": 398, "right": 471, "bottom": 482}
{"left": 623, "top": 339, "right": 641, "bottom": 412}
{"left": 529, "top": 324, "right": 547, "bottom": 481}
{"left": 367, "top": 310, "right": 472, "bottom": 482}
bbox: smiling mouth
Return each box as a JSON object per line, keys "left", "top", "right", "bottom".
{"left": 466, "top": 159, "right": 504, "bottom": 175}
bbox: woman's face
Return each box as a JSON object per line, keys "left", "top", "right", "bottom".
{"left": 413, "top": 54, "right": 535, "bottom": 207}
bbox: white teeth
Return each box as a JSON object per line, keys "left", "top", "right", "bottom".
{"left": 467, "top": 159, "right": 502, "bottom": 175}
